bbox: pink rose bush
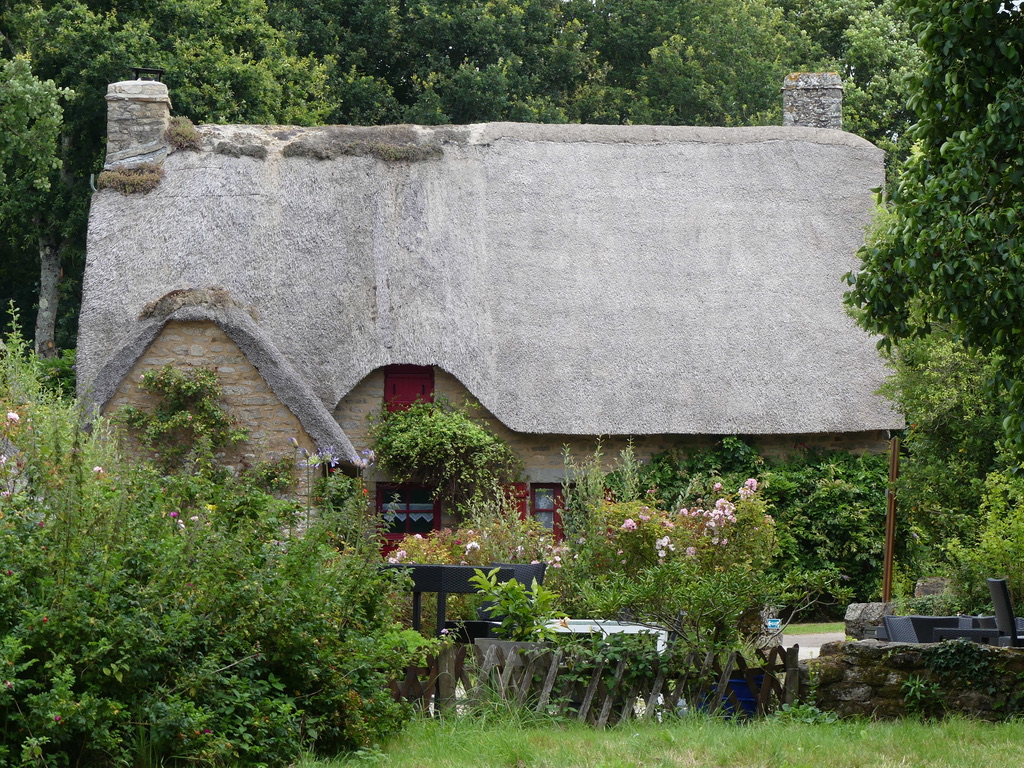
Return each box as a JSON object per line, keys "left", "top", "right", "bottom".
{"left": 550, "top": 481, "right": 780, "bottom": 653}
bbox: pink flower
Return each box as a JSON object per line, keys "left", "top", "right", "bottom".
{"left": 685, "top": 547, "right": 697, "bottom": 557}
{"left": 621, "top": 518, "right": 637, "bottom": 531}
{"left": 6, "top": 412, "right": 19, "bottom": 424}
{"left": 713, "top": 482, "right": 722, "bottom": 491}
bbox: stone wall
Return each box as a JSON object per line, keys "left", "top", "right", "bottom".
{"left": 809, "top": 640, "right": 1024, "bottom": 719}
{"left": 782, "top": 72, "right": 844, "bottom": 130}
{"left": 104, "top": 80, "right": 171, "bottom": 168}
{"left": 104, "top": 320, "right": 317, "bottom": 492}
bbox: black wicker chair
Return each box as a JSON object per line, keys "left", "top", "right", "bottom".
{"left": 988, "top": 578, "right": 1024, "bottom": 647}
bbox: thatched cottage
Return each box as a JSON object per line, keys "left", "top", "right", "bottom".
{"left": 79, "top": 74, "right": 900, "bottom": 539}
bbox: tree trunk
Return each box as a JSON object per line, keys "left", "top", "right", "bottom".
{"left": 35, "top": 228, "right": 61, "bottom": 358}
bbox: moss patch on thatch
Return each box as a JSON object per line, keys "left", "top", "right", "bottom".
{"left": 139, "top": 287, "right": 259, "bottom": 321}
{"left": 166, "top": 116, "right": 202, "bottom": 151}
{"left": 214, "top": 141, "right": 269, "bottom": 160}
{"left": 96, "top": 163, "right": 164, "bottom": 195}
{"left": 281, "top": 126, "right": 442, "bottom": 162}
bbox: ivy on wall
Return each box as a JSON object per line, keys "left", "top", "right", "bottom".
{"left": 369, "top": 397, "right": 523, "bottom": 512}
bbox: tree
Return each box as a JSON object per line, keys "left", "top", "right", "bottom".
{"left": 564, "top": 0, "right": 806, "bottom": 125}
{"left": 771, "top": 0, "right": 922, "bottom": 175}
{"left": 845, "top": 0, "right": 1024, "bottom": 447}
{"left": 0, "top": 56, "right": 72, "bottom": 356}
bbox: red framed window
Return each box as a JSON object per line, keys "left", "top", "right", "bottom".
{"left": 384, "top": 365, "right": 434, "bottom": 412}
{"left": 377, "top": 484, "right": 441, "bottom": 544}
{"left": 531, "top": 484, "right": 564, "bottom": 541}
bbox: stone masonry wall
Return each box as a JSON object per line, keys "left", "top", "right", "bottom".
{"left": 104, "top": 80, "right": 171, "bottom": 168}
{"left": 782, "top": 72, "right": 844, "bottom": 130}
{"left": 104, "top": 320, "right": 317, "bottom": 493}
{"left": 333, "top": 366, "right": 891, "bottom": 518}
{"left": 809, "top": 640, "right": 1024, "bottom": 720}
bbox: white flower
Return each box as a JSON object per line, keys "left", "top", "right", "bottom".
{"left": 465, "top": 541, "right": 480, "bottom": 553}
{"left": 6, "top": 412, "right": 19, "bottom": 424}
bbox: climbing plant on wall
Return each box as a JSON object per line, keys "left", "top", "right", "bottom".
{"left": 369, "top": 397, "right": 523, "bottom": 512}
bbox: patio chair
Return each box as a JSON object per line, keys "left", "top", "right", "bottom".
{"left": 882, "top": 615, "right": 918, "bottom": 643}
{"left": 988, "top": 578, "right": 1024, "bottom": 648}
{"left": 932, "top": 614, "right": 1001, "bottom": 644}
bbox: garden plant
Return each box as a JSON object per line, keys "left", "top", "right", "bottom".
{"left": 0, "top": 323, "right": 424, "bottom": 767}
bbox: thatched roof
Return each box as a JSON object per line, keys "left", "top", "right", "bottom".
{"left": 80, "top": 122, "right": 901, "bottom": 439}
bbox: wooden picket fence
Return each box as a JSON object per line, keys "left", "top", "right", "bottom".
{"left": 390, "top": 642, "right": 805, "bottom": 726}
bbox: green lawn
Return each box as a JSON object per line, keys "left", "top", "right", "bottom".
{"left": 784, "top": 622, "right": 845, "bottom": 635}
{"left": 298, "top": 716, "right": 1024, "bottom": 767}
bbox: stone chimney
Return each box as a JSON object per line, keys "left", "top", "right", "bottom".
{"left": 104, "top": 80, "right": 172, "bottom": 169}
{"left": 782, "top": 72, "right": 843, "bottom": 130}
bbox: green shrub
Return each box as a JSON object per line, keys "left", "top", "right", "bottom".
{"left": 879, "top": 332, "right": 1011, "bottom": 553}
{"left": 640, "top": 439, "right": 890, "bottom": 607}
{"left": 946, "top": 467, "right": 1024, "bottom": 612}
{"left": 370, "top": 397, "right": 523, "bottom": 513}
{"left": 469, "top": 567, "right": 562, "bottom": 641}
{"left": 551, "top": 479, "right": 784, "bottom": 652}
{"left": 0, "top": 328, "right": 417, "bottom": 766}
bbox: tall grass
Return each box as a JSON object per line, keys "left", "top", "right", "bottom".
{"left": 298, "top": 715, "right": 1024, "bottom": 768}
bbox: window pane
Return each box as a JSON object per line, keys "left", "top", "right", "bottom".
{"left": 534, "top": 488, "right": 555, "bottom": 510}
{"left": 408, "top": 487, "right": 434, "bottom": 505}
{"left": 533, "top": 510, "right": 554, "bottom": 530}
{"left": 383, "top": 510, "right": 407, "bottom": 535}
{"left": 409, "top": 511, "right": 435, "bottom": 533}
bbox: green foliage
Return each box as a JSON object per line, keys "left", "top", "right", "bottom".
{"left": 945, "top": 468, "right": 1024, "bottom": 612}
{"left": 844, "top": 0, "right": 1024, "bottom": 449}
{"left": 370, "top": 397, "right": 523, "bottom": 512}
{"left": 552, "top": 477, "right": 783, "bottom": 652}
{"left": 879, "top": 331, "right": 1011, "bottom": 552}
{"left": 313, "top": 471, "right": 383, "bottom": 556}
{"left": 901, "top": 675, "right": 943, "bottom": 719}
{"left": 35, "top": 347, "right": 75, "bottom": 399}
{"left": 116, "top": 364, "right": 248, "bottom": 474}
{"left": 641, "top": 438, "right": 888, "bottom": 606}
{"left": 470, "top": 567, "right": 563, "bottom": 641}
{"left": 95, "top": 162, "right": 165, "bottom": 195}
{"left": 0, "top": 327, "right": 415, "bottom": 765}
{"left": 0, "top": 56, "right": 70, "bottom": 225}
{"left": 915, "top": 639, "right": 1024, "bottom": 719}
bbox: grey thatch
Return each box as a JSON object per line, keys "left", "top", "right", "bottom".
{"left": 80, "top": 121, "right": 901, "bottom": 442}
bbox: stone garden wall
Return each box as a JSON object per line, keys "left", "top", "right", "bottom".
{"left": 809, "top": 640, "right": 1024, "bottom": 720}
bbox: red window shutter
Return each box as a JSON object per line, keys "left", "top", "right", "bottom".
{"left": 384, "top": 365, "right": 434, "bottom": 412}
{"left": 505, "top": 482, "right": 529, "bottom": 519}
